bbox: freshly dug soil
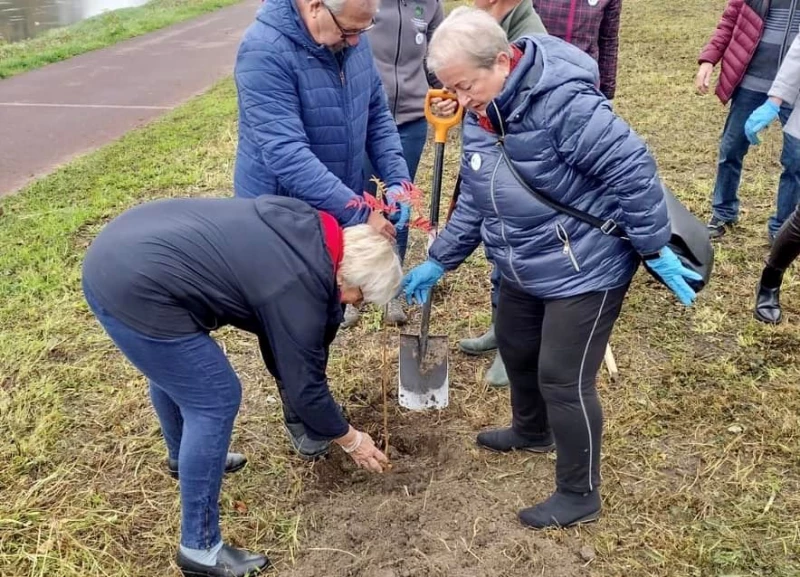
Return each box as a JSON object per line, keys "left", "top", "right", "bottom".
{"left": 282, "top": 403, "right": 591, "bottom": 577}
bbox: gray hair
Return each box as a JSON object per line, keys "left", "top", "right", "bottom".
{"left": 427, "top": 6, "right": 510, "bottom": 74}
{"left": 340, "top": 224, "right": 402, "bottom": 306}
{"left": 320, "top": 0, "right": 374, "bottom": 16}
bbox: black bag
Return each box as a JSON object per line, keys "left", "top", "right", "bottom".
{"left": 496, "top": 141, "right": 714, "bottom": 292}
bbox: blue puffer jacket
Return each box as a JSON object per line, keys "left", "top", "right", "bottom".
{"left": 429, "top": 36, "right": 671, "bottom": 299}
{"left": 233, "top": 0, "right": 410, "bottom": 226}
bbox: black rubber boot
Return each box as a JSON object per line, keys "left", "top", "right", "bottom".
{"left": 518, "top": 489, "right": 601, "bottom": 529}
{"left": 277, "top": 381, "right": 332, "bottom": 460}
{"left": 177, "top": 543, "right": 270, "bottom": 577}
{"left": 168, "top": 453, "right": 247, "bottom": 480}
{"left": 476, "top": 427, "right": 555, "bottom": 453}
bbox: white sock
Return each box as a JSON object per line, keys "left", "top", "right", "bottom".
{"left": 180, "top": 540, "right": 223, "bottom": 566}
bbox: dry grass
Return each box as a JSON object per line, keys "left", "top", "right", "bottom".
{"left": 1, "top": 0, "right": 800, "bottom": 575}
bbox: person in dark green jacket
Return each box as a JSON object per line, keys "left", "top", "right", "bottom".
{"left": 446, "top": 0, "right": 547, "bottom": 388}
{"left": 476, "top": 0, "right": 547, "bottom": 39}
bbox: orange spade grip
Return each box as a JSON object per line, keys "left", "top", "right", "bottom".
{"left": 424, "top": 89, "right": 463, "bottom": 144}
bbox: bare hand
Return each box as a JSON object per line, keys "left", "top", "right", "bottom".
{"left": 367, "top": 210, "right": 396, "bottom": 241}
{"left": 431, "top": 96, "right": 458, "bottom": 117}
{"left": 695, "top": 62, "right": 713, "bottom": 95}
{"left": 336, "top": 427, "right": 390, "bottom": 473}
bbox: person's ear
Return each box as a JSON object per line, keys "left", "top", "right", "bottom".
{"left": 496, "top": 51, "right": 512, "bottom": 77}
{"left": 307, "top": 0, "right": 323, "bottom": 18}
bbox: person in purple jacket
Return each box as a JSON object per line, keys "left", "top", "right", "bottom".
{"left": 82, "top": 195, "right": 401, "bottom": 576}
{"left": 403, "top": 8, "right": 699, "bottom": 529}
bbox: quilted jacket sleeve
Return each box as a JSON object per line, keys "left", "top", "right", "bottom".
{"left": 770, "top": 34, "right": 800, "bottom": 104}
{"left": 428, "top": 161, "right": 483, "bottom": 270}
{"left": 545, "top": 84, "right": 671, "bottom": 256}
{"left": 235, "top": 43, "right": 371, "bottom": 227}
{"left": 698, "top": 0, "right": 740, "bottom": 65}
{"left": 365, "top": 62, "right": 412, "bottom": 188}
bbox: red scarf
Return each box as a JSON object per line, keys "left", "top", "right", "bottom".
{"left": 478, "top": 44, "right": 524, "bottom": 134}
{"left": 319, "top": 211, "right": 343, "bottom": 275}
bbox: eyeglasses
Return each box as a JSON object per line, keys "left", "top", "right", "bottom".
{"left": 325, "top": 5, "right": 375, "bottom": 39}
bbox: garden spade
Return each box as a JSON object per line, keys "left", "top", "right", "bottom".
{"left": 399, "top": 90, "right": 462, "bottom": 411}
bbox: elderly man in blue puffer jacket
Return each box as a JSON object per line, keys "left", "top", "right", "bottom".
{"left": 233, "top": 0, "right": 410, "bottom": 237}
{"left": 403, "top": 8, "right": 702, "bottom": 530}
{"left": 233, "top": 0, "right": 412, "bottom": 461}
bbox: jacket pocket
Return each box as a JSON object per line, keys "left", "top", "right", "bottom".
{"left": 555, "top": 222, "right": 581, "bottom": 272}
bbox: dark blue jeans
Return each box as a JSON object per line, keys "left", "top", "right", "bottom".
{"left": 364, "top": 117, "right": 429, "bottom": 264}
{"left": 83, "top": 283, "right": 239, "bottom": 550}
{"left": 712, "top": 87, "right": 800, "bottom": 236}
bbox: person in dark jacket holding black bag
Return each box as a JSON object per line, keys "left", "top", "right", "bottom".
{"left": 403, "top": 8, "right": 701, "bottom": 529}
{"left": 82, "top": 195, "right": 401, "bottom": 577}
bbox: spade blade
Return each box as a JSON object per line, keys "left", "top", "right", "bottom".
{"left": 398, "top": 334, "right": 448, "bottom": 410}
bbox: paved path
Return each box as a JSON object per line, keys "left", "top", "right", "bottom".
{"left": 0, "top": 1, "right": 259, "bottom": 196}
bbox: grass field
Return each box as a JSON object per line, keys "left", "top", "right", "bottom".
{"left": 0, "top": 0, "right": 243, "bottom": 79}
{"left": 1, "top": 0, "right": 799, "bottom": 575}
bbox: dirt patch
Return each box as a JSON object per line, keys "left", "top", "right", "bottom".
{"left": 282, "top": 404, "right": 590, "bottom": 577}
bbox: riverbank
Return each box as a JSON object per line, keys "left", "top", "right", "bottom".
{"left": 0, "top": 0, "right": 243, "bottom": 79}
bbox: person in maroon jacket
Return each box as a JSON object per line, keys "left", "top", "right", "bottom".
{"left": 697, "top": 0, "right": 800, "bottom": 242}
{"left": 531, "top": 0, "right": 622, "bottom": 100}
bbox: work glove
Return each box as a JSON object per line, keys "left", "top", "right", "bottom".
{"left": 385, "top": 185, "right": 411, "bottom": 231}
{"left": 401, "top": 260, "right": 445, "bottom": 305}
{"left": 745, "top": 100, "right": 781, "bottom": 145}
{"left": 643, "top": 246, "right": 704, "bottom": 306}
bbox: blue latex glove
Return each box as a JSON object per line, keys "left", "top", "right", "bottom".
{"left": 644, "top": 247, "right": 704, "bottom": 306}
{"left": 401, "top": 260, "right": 445, "bottom": 305}
{"left": 745, "top": 100, "right": 781, "bottom": 145}
{"left": 386, "top": 185, "right": 411, "bottom": 231}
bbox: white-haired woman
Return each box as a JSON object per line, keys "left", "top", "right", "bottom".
{"left": 82, "top": 195, "right": 400, "bottom": 577}
{"left": 403, "top": 8, "right": 700, "bottom": 529}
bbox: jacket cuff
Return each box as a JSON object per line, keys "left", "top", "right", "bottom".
{"left": 769, "top": 80, "right": 798, "bottom": 105}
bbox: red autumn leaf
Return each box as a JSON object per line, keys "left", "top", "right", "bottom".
{"left": 233, "top": 501, "right": 248, "bottom": 514}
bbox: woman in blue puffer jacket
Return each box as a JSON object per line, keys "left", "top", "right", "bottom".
{"left": 402, "top": 7, "right": 701, "bottom": 530}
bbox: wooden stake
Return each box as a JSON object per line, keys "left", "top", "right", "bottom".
{"left": 604, "top": 343, "right": 619, "bottom": 382}
{"left": 381, "top": 306, "right": 390, "bottom": 454}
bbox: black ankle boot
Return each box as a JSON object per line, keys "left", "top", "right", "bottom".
{"left": 518, "top": 489, "right": 601, "bottom": 529}
{"left": 177, "top": 543, "right": 270, "bottom": 577}
{"left": 754, "top": 282, "right": 782, "bottom": 324}
{"left": 476, "top": 427, "right": 555, "bottom": 453}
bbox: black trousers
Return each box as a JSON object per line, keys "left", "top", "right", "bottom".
{"left": 495, "top": 280, "right": 629, "bottom": 493}
{"left": 767, "top": 204, "right": 800, "bottom": 273}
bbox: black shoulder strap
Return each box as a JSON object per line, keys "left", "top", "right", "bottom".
{"left": 496, "top": 137, "right": 627, "bottom": 239}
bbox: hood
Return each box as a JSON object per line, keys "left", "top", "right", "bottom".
{"left": 256, "top": 0, "right": 336, "bottom": 58}
{"left": 487, "top": 36, "right": 600, "bottom": 129}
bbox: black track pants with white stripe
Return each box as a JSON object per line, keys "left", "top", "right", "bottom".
{"left": 496, "top": 280, "right": 629, "bottom": 493}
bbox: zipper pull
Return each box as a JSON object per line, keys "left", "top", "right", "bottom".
{"left": 340, "top": 69, "right": 345, "bottom": 85}
{"left": 556, "top": 223, "right": 580, "bottom": 272}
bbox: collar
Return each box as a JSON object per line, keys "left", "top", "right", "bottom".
{"left": 478, "top": 44, "right": 524, "bottom": 134}
{"left": 319, "top": 211, "right": 344, "bottom": 276}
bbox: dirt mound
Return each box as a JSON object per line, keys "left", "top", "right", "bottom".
{"left": 283, "top": 407, "right": 590, "bottom": 577}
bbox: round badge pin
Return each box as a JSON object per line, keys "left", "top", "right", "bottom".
{"left": 415, "top": 32, "right": 424, "bottom": 45}
{"left": 588, "top": 0, "right": 599, "bottom": 5}
{"left": 470, "top": 153, "right": 482, "bottom": 171}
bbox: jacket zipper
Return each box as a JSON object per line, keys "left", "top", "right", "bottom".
{"left": 780, "top": 0, "right": 799, "bottom": 64}
{"left": 489, "top": 154, "right": 524, "bottom": 286}
{"left": 488, "top": 102, "right": 524, "bottom": 286}
{"left": 565, "top": 0, "right": 578, "bottom": 43}
{"left": 555, "top": 222, "right": 580, "bottom": 272}
{"left": 391, "top": 0, "right": 404, "bottom": 118}
{"left": 335, "top": 51, "right": 352, "bottom": 180}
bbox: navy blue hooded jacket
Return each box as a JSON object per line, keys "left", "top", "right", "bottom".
{"left": 233, "top": 0, "right": 410, "bottom": 227}
{"left": 82, "top": 196, "right": 348, "bottom": 440}
{"left": 430, "top": 36, "right": 671, "bottom": 298}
